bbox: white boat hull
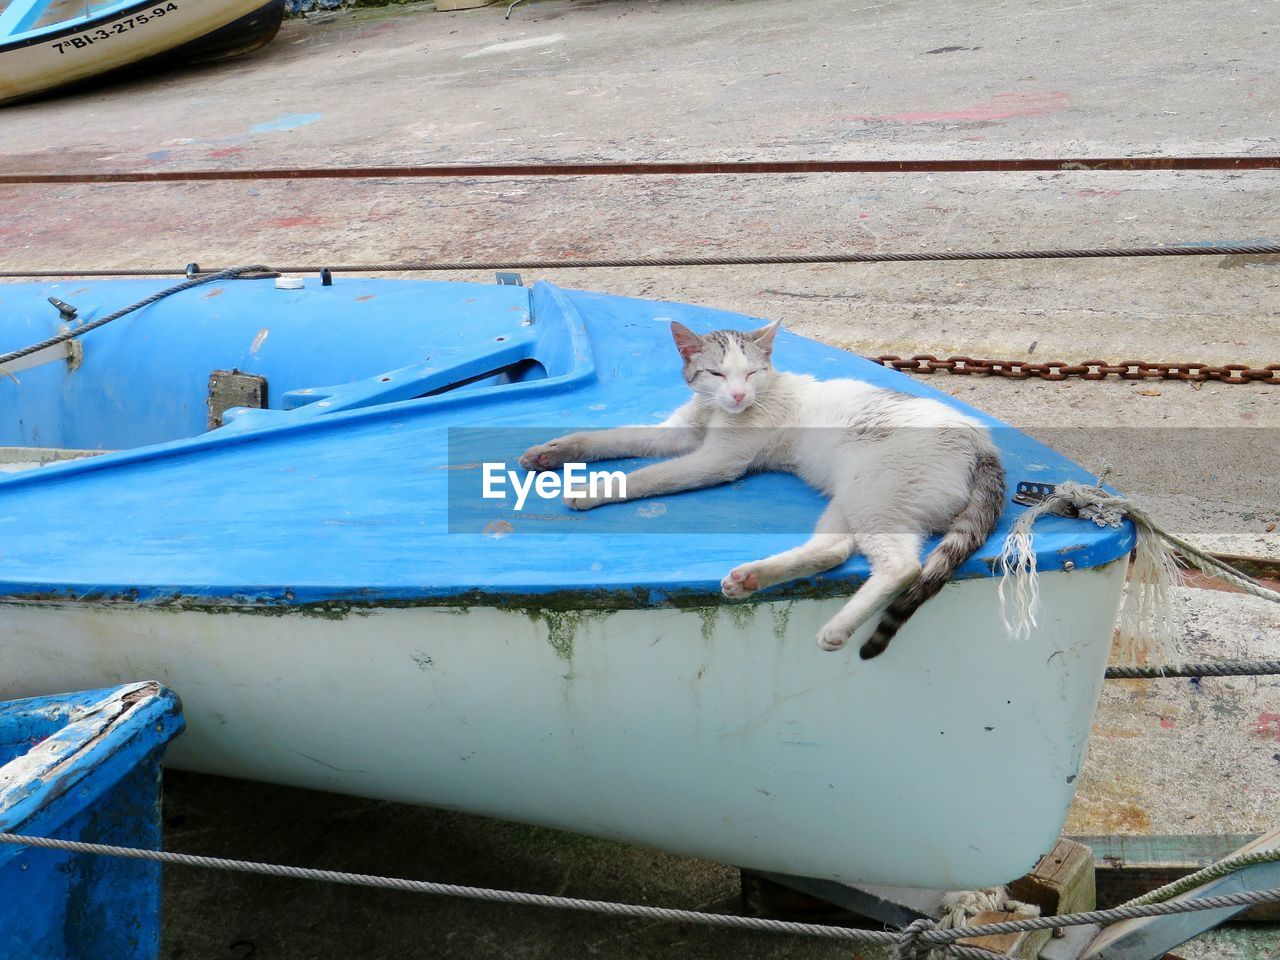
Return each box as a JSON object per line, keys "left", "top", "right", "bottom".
{"left": 0, "top": 559, "right": 1125, "bottom": 889}
{"left": 1, "top": 0, "right": 280, "bottom": 104}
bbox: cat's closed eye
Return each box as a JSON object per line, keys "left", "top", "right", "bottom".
{"left": 706, "top": 370, "right": 725, "bottom": 378}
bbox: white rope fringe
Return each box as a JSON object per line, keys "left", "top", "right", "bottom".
{"left": 998, "top": 480, "right": 1280, "bottom": 666}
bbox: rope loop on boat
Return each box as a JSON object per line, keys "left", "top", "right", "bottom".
{"left": 0, "top": 265, "right": 271, "bottom": 369}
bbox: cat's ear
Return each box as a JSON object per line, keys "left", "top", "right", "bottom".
{"left": 751, "top": 320, "right": 782, "bottom": 356}
{"left": 670, "top": 322, "right": 705, "bottom": 361}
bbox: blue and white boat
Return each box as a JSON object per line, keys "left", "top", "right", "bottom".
{"left": 0, "top": 273, "right": 1132, "bottom": 889}
{"left": 0, "top": 0, "right": 284, "bottom": 105}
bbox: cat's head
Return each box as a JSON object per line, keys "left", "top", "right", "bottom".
{"left": 669, "top": 320, "right": 781, "bottom": 414}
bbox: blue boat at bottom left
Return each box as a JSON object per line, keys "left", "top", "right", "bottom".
{"left": 0, "top": 682, "right": 185, "bottom": 960}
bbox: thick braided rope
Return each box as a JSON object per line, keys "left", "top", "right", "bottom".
{"left": 0, "top": 266, "right": 270, "bottom": 366}
{"left": 897, "top": 917, "right": 939, "bottom": 959}
{"left": 1124, "top": 847, "right": 1280, "bottom": 907}
{"left": 1118, "top": 500, "right": 1280, "bottom": 604}
{"left": 1106, "top": 658, "right": 1280, "bottom": 679}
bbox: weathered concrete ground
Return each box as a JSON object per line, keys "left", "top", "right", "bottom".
{"left": 3, "top": 0, "right": 1278, "bottom": 956}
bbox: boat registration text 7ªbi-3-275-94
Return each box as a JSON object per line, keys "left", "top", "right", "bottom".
{"left": 49, "top": 3, "right": 181, "bottom": 55}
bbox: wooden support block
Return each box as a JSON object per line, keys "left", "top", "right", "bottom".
{"left": 956, "top": 909, "right": 1038, "bottom": 959}
{"left": 435, "top": 0, "right": 494, "bottom": 10}
{"left": 1011, "top": 838, "right": 1098, "bottom": 918}
{"left": 954, "top": 840, "right": 1095, "bottom": 960}
{"left": 207, "top": 369, "right": 267, "bottom": 429}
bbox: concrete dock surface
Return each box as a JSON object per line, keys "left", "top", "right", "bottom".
{"left": 2, "top": 0, "right": 1277, "bottom": 956}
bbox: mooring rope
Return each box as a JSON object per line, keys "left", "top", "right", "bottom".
{"left": 1105, "top": 659, "right": 1280, "bottom": 679}
{"left": 4, "top": 831, "right": 1280, "bottom": 959}
{"left": 1124, "top": 847, "right": 1280, "bottom": 907}
{"left": 0, "top": 832, "right": 1012, "bottom": 960}
{"left": 1, "top": 241, "right": 1279, "bottom": 279}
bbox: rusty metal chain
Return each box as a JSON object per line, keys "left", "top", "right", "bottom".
{"left": 872, "top": 355, "right": 1279, "bottom": 385}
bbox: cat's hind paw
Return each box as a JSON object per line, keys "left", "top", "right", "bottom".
{"left": 720, "top": 565, "right": 761, "bottom": 599}
{"left": 816, "top": 623, "right": 852, "bottom": 652}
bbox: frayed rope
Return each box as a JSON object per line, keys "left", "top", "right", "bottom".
{"left": 903, "top": 886, "right": 1040, "bottom": 960}
{"left": 998, "top": 481, "right": 1280, "bottom": 667}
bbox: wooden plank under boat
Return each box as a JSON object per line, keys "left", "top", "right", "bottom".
{"left": 0, "top": 274, "right": 1133, "bottom": 889}
{"left": 0, "top": 0, "right": 285, "bottom": 105}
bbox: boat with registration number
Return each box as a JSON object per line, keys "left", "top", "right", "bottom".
{"left": 0, "top": 0, "right": 284, "bottom": 105}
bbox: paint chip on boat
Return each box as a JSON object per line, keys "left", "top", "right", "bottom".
{"left": 251, "top": 329, "right": 270, "bottom": 353}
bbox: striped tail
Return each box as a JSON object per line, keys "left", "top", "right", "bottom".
{"left": 859, "top": 447, "right": 1006, "bottom": 660}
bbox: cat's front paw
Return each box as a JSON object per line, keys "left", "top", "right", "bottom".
{"left": 520, "top": 439, "right": 574, "bottom": 471}
{"left": 721, "top": 565, "right": 761, "bottom": 599}
{"left": 563, "top": 492, "right": 601, "bottom": 511}
{"left": 816, "top": 622, "right": 853, "bottom": 652}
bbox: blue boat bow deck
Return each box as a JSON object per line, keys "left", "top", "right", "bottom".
{"left": 0, "top": 277, "right": 1133, "bottom": 608}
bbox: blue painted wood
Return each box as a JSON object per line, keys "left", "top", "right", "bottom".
{"left": 0, "top": 276, "right": 1133, "bottom": 608}
{"left": 0, "top": 683, "right": 185, "bottom": 960}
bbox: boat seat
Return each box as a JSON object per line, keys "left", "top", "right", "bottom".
{"left": 220, "top": 316, "right": 554, "bottom": 428}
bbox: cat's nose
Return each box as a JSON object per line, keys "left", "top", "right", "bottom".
{"left": 732, "top": 390, "right": 746, "bottom": 403}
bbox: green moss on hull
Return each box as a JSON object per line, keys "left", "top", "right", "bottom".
{"left": 695, "top": 608, "right": 718, "bottom": 643}
{"left": 770, "top": 600, "right": 796, "bottom": 641}
{"left": 526, "top": 608, "right": 610, "bottom": 662}
{"left": 725, "top": 603, "right": 756, "bottom": 632}
{"left": 0, "top": 572, "right": 880, "bottom": 622}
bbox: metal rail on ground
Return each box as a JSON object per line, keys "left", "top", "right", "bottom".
{"left": 3, "top": 156, "right": 1280, "bottom": 184}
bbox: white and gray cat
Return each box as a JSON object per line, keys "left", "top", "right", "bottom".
{"left": 520, "top": 321, "right": 1005, "bottom": 658}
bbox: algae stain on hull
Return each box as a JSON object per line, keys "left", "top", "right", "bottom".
{"left": 726, "top": 603, "right": 756, "bottom": 632}
{"left": 770, "top": 601, "right": 795, "bottom": 641}
{"left": 525, "top": 608, "right": 611, "bottom": 662}
{"left": 695, "top": 608, "right": 718, "bottom": 643}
